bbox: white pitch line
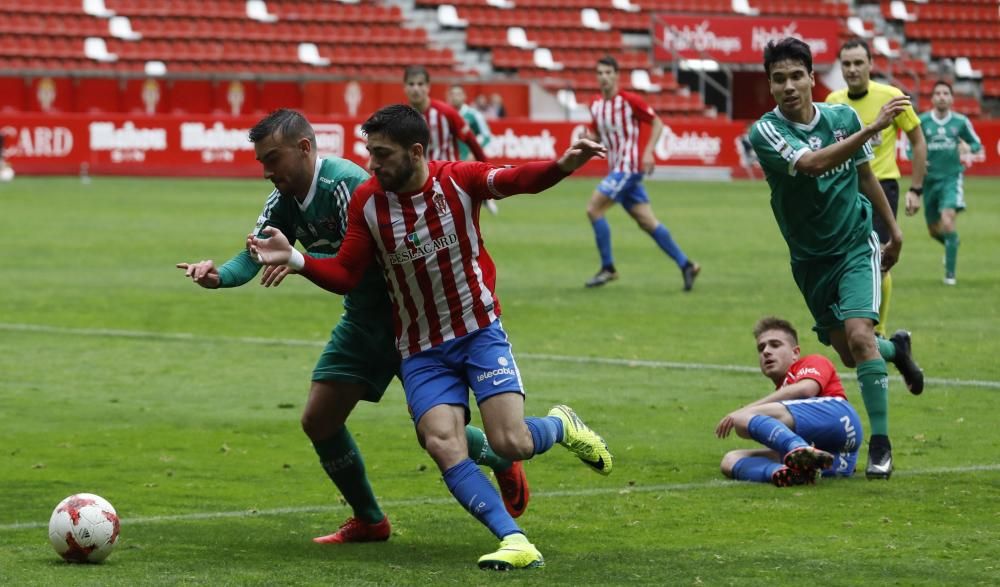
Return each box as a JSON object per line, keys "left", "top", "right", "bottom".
{"left": 3, "top": 322, "right": 1000, "bottom": 390}
{"left": 2, "top": 463, "right": 998, "bottom": 532}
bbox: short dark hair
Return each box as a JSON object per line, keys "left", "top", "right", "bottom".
{"left": 763, "top": 37, "right": 813, "bottom": 76}
{"left": 753, "top": 316, "right": 799, "bottom": 345}
{"left": 361, "top": 104, "right": 429, "bottom": 152}
{"left": 248, "top": 109, "right": 315, "bottom": 145}
{"left": 933, "top": 80, "right": 953, "bottom": 94}
{"left": 597, "top": 55, "right": 619, "bottom": 71}
{"left": 403, "top": 65, "right": 429, "bottom": 83}
{"left": 838, "top": 38, "right": 872, "bottom": 62}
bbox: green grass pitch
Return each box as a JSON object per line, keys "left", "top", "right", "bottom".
{"left": 1, "top": 175, "right": 998, "bottom": 585}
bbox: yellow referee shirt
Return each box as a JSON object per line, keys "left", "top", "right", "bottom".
{"left": 826, "top": 80, "right": 921, "bottom": 180}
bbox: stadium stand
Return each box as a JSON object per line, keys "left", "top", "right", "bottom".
{"left": 0, "top": 0, "right": 995, "bottom": 117}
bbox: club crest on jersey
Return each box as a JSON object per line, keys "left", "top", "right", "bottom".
{"left": 432, "top": 192, "right": 449, "bottom": 214}
{"left": 808, "top": 135, "right": 823, "bottom": 150}
{"left": 833, "top": 129, "right": 845, "bottom": 142}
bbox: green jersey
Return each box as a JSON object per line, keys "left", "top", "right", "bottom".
{"left": 750, "top": 103, "right": 875, "bottom": 262}
{"left": 918, "top": 110, "right": 982, "bottom": 180}
{"left": 218, "top": 157, "right": 389, "bottom": 315}
{"left": 457, "top": 104, "right": 491, "bottom": 160}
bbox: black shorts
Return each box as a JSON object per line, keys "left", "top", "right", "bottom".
{"left": 873, "top": 179, "right": 899, "bottom": 244}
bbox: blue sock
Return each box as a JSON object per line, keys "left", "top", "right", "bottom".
{"left": 732, "top": 456, "right": 783, "bottom": 483}
{"left": 747, "top": 415, "right": 808, "bottom": 456}
{"left": 649, "top": 224, "right": 688, "bottom": 268}
{"left": 525, "top": 416, "right": 563, "bottom": 454}
{"left": 591, "top": 217, "right": 614, "bottom": 268}
{"left": 442, "top": 459, "right": 520, "bottom": 539}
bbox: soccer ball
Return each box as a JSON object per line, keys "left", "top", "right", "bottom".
{"left": 48, "top": 493, "right": 120, "bottom": 563}
{"left": 0, "top": 165, "right": 13, "bottom": 182}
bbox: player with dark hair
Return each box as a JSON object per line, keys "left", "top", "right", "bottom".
{"left": 582, "top": 55, "right": 700, "bottom": 291}
{"left": 749, "top": 38, "right": 924, "bottom": 480}
{"left": 717, "top": 317, "right": 863, "bottom": 486}
{"left": 403, "top": 65, "right": 488, "bottom": 164}
{"left": 910, "top": 80, "right": 983, "bottom": 285}
{"left": 248, "top": 104, "right": 614, "bottom": 571}
{"left": 176, "top": 109, "right": 530, "bottom": 545}
{"left": 827, "top": 38, "right": 927, "bottom": 336}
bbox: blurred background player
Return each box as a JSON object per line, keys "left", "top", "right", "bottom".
{"left": 826, "top": 39, "right": 927, "bottom": 337}
{"left": 403, "top": 65, "right": 493, "bottom": 213}
{"left": 176, "top": 109, "right": 529, "bottom": 544}
{"left": 582, "top": 55, "right": 701, "bottom": 292}
{"left": 0, "top": 134, "right": 14, "bottom": 182}
{"left": 717, "top": 317, "right": 863, "bottom": 486}
{"left": 909, "top": 81, "right": 983, "bottom": 286}
{"left": 448, "top": 83, "right": 498, "bottom": 214}
{"left": 249, "top": 104, "right": 613, "bottom": 570}
{"left": 749, "top": 38, "right": 924, "bottom": 480}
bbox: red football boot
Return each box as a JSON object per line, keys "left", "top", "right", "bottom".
{"left": 495, "top": 461, "right": 530, "bottom": 518}
{"left": 313, "top": 516, "right": 391, "bottom": 544}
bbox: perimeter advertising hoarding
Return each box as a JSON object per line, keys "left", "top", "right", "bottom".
{"left": 3, "top": 114, "right": 999, "bottom": 177}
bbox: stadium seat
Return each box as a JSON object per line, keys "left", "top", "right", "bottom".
{"left": 630, "top": 69, "right": 661, "bottom": 92}
{"left": 438, "top": 4, "right": 468, "bottom": 28}
{"left": 533, "top": 47, "right": 564, "bottom": 71}
{"left": 84, "top": 37, "right": 117, "bottom": 62}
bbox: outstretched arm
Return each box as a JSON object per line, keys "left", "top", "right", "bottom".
{"left": 485, "top": 139, "right": 606, "bottom": 199}
{"left": 796, "top": 96, "right": 911, "bottom": 176}
{"left": 249, "top": 223, "right": 373, "bottom": 295}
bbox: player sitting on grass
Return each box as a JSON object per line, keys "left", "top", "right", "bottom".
{"left": 717, "top": 317, "right": 863, "bottom": 486}
{"left": 248, "top": 104, "right": 613, "bottom": 571}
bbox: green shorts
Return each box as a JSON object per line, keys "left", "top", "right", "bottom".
{"left": 312, "top": 312, "right": 400, "bottom": 403}
{"left": 791, "top": 229, "right": 882, "bottom": 345}
{"left": 923, "top": 174, "right": 966, "bottom": 226}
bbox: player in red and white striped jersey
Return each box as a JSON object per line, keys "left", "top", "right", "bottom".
{"left": 404, "top": 65, "right": 498, "bottom": 214}
{"left": 583, "top": 55, "right": 701, "bottom": 291}
{"left": 404, "top": 65, "right": 488, "bottom": 163}
{"left": 250, "top": 104, "right": 614, "bottom": 570}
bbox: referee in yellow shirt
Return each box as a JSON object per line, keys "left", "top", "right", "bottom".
{"left": 827, "top": 39, "right": 927, "bottom": 338}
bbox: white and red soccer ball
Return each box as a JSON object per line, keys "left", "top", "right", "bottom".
{"left": 48, "top": 493, "right": 120, "bottom": 563}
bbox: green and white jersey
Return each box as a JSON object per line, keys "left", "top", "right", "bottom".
{"left": 218, "top": 157, "right": 390, "bottom": 315}
{"left": 918, "top": 110, "right": 982, "bottom": 180}
{"left": 750, "top": 103, "right": 875, "bottom": 262}
{"left": 457, "top": 103, "right": 491, "bottom": 160}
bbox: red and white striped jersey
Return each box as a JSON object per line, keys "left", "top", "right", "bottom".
{"left": 298, "top": 160, "right": 568, "bottom": 358}
{"left": 422, "top": 99, "right": 468, "bottom": 161}
{"left": 589, "top": 91, "right": 657, "bottom": 173}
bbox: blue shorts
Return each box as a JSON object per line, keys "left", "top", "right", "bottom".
{"left": 400, "top": 320, "right": 525, "bottom": 425}
{"left": 597, "top": 172, "right": 649, "bottom": 211}
{"left": 782, "top": 396, "right": 863, "bottom": 477}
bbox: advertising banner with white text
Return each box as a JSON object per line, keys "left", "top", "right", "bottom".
{"left": 653, "top": 15, "right": 841, "bottom": 64}
{"left": 3, "top": 114, "right": 999, "bottom": 178}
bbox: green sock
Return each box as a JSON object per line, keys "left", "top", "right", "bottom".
{"left": 943, "top": 231, "right": 959, "bottom": 276}
{"left": 876, "top": 337, "right": 896, "bottom": 361}
{"left": 465, "top": 425, "right": 512, "bottom": 472}
{"left": 313, "top": 427, "right": 383, "bottom": 523}
{"left": 857, "top": 358, "right": 890, "bottom": 437}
